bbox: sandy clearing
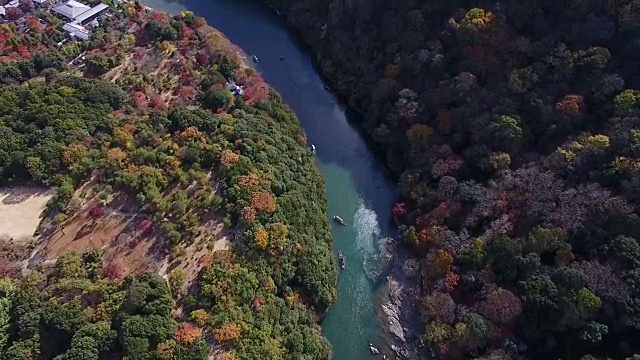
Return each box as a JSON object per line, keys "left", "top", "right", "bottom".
{"left": 0, "top": 187, "right": 54, "bottom": 241}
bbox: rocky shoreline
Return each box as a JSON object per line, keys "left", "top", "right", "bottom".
{"left": 379, "top": 237, "right": 429, "bottom": 360}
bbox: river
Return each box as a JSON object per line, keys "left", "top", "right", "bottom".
{"left": 143, "top": 0, "right": 400, "bottom": 358}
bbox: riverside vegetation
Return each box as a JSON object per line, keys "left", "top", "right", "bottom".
{"left": 265, "top": 0, "right": 640, "bottom": 359}
{"left": 0, "top": 1, "right": 336, "bottom": 359}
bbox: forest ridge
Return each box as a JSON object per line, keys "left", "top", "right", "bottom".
{"left": 0, "top": 1, "right": 337, "bottom": 359}
{"left": 265, "top": 0, "right": 640, "bottom": 359}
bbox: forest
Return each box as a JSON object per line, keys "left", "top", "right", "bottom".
{"left": 264, "top": 0, "right": 640, "bottom": 359}
{"left": 0, "top": 1, "right": 335, "bottom": 359}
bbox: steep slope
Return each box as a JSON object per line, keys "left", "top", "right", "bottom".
{"left": 266, "top": 1, "right": 640, "bottom": 359}
{"left": 0, "top": 3, "right": 336, "bottom": 359}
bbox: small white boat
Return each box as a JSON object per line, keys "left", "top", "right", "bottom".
{"left": 369, "top": 343, "right": 379, "bottom": 355}
{"left": 311, "top": 144, "right": 316, "bottom": 153}
{"left": 252, "top": 55, "right": 259, "bottom": 63}
{"left": 333, "top": 216, "right": 345, "bottom": 225}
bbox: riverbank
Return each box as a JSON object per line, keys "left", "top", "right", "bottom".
{"left": 151, "top": 1, "right": 400, "bottom": 358}
{"left": 212, "top": 2, "right": 423, "bottom": 358}
{"left": 259, "top": 4, "right": 427, "bottom": 358}
{"left": 259, "top": 3, "right": 400, "bottom": 181}
{"left": 380, "top": 236, "right": 429, "bottom": 360}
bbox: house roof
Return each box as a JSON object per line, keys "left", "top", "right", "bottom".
{"left": 74, "top": 2, "right": 108, "bottom": 23}
{"left": 52, "top": 0, "right": 91, "bottom": 19}
{"left": 62, "top": 22, "right": 90, "bottom": 40}
{"left": 0, "top": 7, "right": 5, "bottom": 16}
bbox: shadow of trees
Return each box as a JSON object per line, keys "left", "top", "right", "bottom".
{"left": 0, "top": 187, "right": 54, "bottom": 205}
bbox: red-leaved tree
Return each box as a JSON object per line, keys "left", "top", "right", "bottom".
{"left": 392, "top": 201, "right": 407, "bottom": 221}
{"left": 243, "top": 75, "right": 269, "bottom": 104}
{"left": 130, "top": 91, "right": 148, "bottom": 109}
{"left": 175, "top": 323, "right": 202, "bottom": 346}
{"left": 104, "top": 260, "right": 125, "bottom": 280}
{"left": 421, "top": 292, "right": 456, "bottom": 323}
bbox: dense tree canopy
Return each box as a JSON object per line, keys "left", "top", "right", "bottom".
{"left": 267, "top": 0, "right": 640, "bottom": 359}
{"left": 0, "top": 3, "right": 335, "bottom": 359}
{"left": 0, "top": 251, "right": 185, "bottom": 360}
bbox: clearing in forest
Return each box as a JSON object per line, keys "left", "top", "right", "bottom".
{"left": 0, "top": 187, "right": 54, "bottom": 242}
{"left": 26, "top": 178, "right": 230, "bottom": 285}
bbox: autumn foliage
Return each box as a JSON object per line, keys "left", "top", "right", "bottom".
{"left": 213, "top": 322, "right": 242, "bottom": 343}
{"left": 103, "top": 260, "right": 126, "bottom": 279}
{"left": 251, "top": 191, "right": 276, "bottom": 213}
{"left": 254, "top": 226, "right": 268, "bottom": 249}
{"left": 556, "top": 94, "right": 584, "bottom": 117}
{"left": 392, "top": 202, "right": 407, "bottom": 220}
{"left": 175, "top": 323, "right": 202, "bottom": 346}
{"left": 130, "top": 91, "right": 148, "bottom": 108}
{"left": 0, "top": 5, "right": 335, "bottom": 360}
{"left": 476, "top": 288, "right": 522, "bottom": 325}
{"left": 220, "top": 150, "right": 239, "bottom": 168}
{"left": 442, "top": 272, "right": 459, "bottom": 293}
{"left": 242, "top": 75, "right": 270, "bottom": 104}
{"left": 431, "top": 249, "right": 453, "bottom": 277}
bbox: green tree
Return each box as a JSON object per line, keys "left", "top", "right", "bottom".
{"left": 55, "top": 337, "right": 98, "bottom": 360}
{"left": 203, "top": 87, "right": 233, "bottom": 110}
{"left": 0, "top": 279, "right": 15, "bottom": 351}
{"left": 55, "top": 251, "right": 86, "bottom": 279}
{"left": 614, "top": 89, "right": 638, "bottom": 117}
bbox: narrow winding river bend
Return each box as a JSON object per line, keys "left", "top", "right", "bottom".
{"left": 145, "top": 1, "right": 400, "bottom": 358}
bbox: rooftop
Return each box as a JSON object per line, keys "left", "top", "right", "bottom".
{"left": 52, "top": 0, "right": 91, "bottom": 20}
{"left": 73, "top": 2, "right": 108, "bottom": 23}
{"left": 62, "top": 22, "right": 90, "bottom": 40}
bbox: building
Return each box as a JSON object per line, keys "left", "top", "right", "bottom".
{"left": 226, "top": 80, "right": 244, "bottom": 96}
{"left": 0, "top": 7, "right": 5, "bottom": 17}
{"left": 73, "top": 2, "right": 107, "bottom": 25}
{"left": 53, "top": 1, "right": 109, "bottom": 41}
{"left": 52, "top": 0, "right": 90, "bottom": 20}
{"left": 62, "top": 21, "right": 89, "bottom": 40}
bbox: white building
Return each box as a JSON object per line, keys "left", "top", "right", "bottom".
{"left": 52, "top": 0, "right": 90, "bottom": 20}
{"left": 62, "top": 21, "right": 89, "bottom": 40}
{"left": 226, "top": 80, "right": 244, "bottom": 96}
{"left": 53, "top": 1, "right": 109, "bottom": 41}
{"left": 72, "top": 2, "right": 107, "bottom": 24}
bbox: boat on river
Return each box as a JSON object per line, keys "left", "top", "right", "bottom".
{"left": 339, "top": 251, "right": 345, "bottom": 269}
{"left": 333, "top": 215, "right": 345, "bottom": 225}
{"left": 311, "top": 144, "right": 316, "bottom": 154}
{"left": 252, "top": 55, "right": 259, "bottom": 63}
{"left": 369, "top": 343, "right": 379, "bottom": 355}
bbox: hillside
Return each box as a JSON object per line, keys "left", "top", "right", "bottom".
{"left": 0, "top": 1, "right": 336, "bottom": 359}
{"left": 266, "top": 0, "right": 640, "bottom": 359}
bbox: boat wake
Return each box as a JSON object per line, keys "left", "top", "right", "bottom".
{"left": 353, "top": 198, "right": 384, "bottom": 281}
